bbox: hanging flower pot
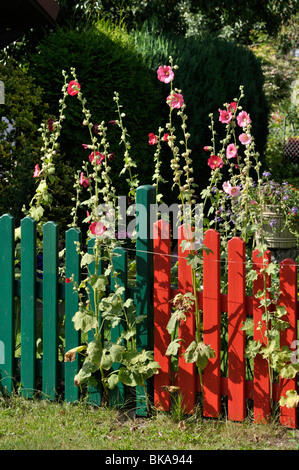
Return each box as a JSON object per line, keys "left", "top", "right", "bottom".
{"left": 258, "top": 205, "right": 298, "bottom": 249}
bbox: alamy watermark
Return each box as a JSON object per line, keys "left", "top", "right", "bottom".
{"left": 93, "top": 197, "right": 204, "bottom": 244}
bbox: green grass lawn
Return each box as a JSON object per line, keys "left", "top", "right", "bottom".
{"left": 0, "top": 395, "right": 298, "bottom": 451}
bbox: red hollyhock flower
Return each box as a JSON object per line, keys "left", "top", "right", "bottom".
{"left": 67, "top": 80, "right": 80, "bottom": 96}
{"left": 207, "top": 155, "right": 223, "bottom": 169}
{"left": 149, "top": 133, "right": 157, "bottom": 145}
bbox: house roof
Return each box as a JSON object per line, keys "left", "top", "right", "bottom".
{"left": 0, "top": 0, "right": 60, "bottom": 48}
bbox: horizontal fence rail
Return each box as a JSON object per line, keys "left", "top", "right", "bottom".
{"left": 0, "top": 184, "right": 298, "bottom": 428}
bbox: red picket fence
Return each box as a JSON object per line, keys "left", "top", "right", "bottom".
{"left": 153, "top": 220, "right": 298, "bottom": 428}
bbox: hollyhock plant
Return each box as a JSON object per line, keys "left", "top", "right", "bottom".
{"left": 226, "top": 143, "right": 238, "bottom": 159}
{"left": 157, "top": 65, "right": 174, "bottom": 83}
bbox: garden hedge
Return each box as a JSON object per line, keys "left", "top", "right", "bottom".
{"left": 0, "top": 60, "right": 48, "bottom": 223}
{"left": 28, "top": 21, "right": 162, "bottom": 206}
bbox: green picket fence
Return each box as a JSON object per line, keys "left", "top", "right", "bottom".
{"left": 0, "top": 185, "right": 155, "bottom": 415}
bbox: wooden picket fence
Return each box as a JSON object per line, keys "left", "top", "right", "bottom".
{"left": 153, "top": 219, "right": 298, "bottom": 429}
{"left": 0, "top": 185, "right": 155, "bottom": 416}
{"left": 0, "top": 184, "right": 298, "bottom": 427}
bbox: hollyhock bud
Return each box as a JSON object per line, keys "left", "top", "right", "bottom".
{"left": 33, "top": 164, "right": 40, "bottom": 178}
{"left": 79, "top": 172, "right": 90, "bottom": 187}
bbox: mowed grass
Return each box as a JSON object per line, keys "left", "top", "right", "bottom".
{"left": 0, "top": 394, "right": 298, "bottom": 450}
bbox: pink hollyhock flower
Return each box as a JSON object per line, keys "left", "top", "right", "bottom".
{"left": 218, "top": 108, "right": 232, "bottom": 124}
{"left": 162, "top": 133, "right": 169, "bottom": 141}
{"left": 237, "top": 111, "right": 251, "bottom": 127}
{"left": 33, "top": 164, "right": 40, "bottom": 178}
{"left": 89, "top": 151, "right": 105, "bottom": 164}
{"left": 67, "top": 80, "right": 81, "bottom": 96}
{"left": 79, "top": 172, "right": 90, "bottom": 187}
{"left": 204, "top": 146, "right": 212, "bottom": 151}
{"left": 157, "top": 65, "right": 174, "bottom": 83}
{"left": 223, "top": 181, "right": 232, "bottom": 193}
{"left": 227, "top": 186, "right": 241, "bottom": 197}
{"left": 223, "top": 181, "right": 241, "bottom": 197}
{"left": 149, "top": 133, "right": 158, "bottom": 145}
{"left": 90, "top": 221, "right": 106, "bottom": 237}
{"left": 228, "top": 102, "right": 237, "bottom": 113}
{"left": 65, "top": 278, "right": 71, "bottom": 284}
{"left": 207, "top": 155, "right": 223, "bottom": 169}
{"left": 167, "top": 93, "right": 184, "bottom": 109}
{"left": 226, "top": 143, "right": 238, "bottom": 159}
{"left": 239, "top": 133, "right": 252, "bottom": 145}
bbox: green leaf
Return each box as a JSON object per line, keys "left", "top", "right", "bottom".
{"left": 118, "top": 368, "right": 137, "bottom": 387}
{"left": 87, "top": 340, "right": 102, "bottom": 364}
{"left": 166, "top": 338, "right": 182, "bottom": 356}
{"left": 72, "top": 309, "right": 98, "bottom": 333}
{"left": 107, "top": 373, "right": 119, "bottom": 390}
{"left": 184, "top": 341, "right": 215, "bottom": 372}
{"left": 104, "top": 341, "right": 125, "bottom": 363}
{"left": 90, "top": 274, "right": 108, "bottom": 292}
{"left": 80, "top": 252, "right": 95, "bottom": 267}
{"left": 245, "top": 339, "right": 262, "bottom": 359}
{"left": 279, "top": 390, "right": 299, "bottom": 409}
{"left": 74, "top": 359, "right": 98, "bottom": 386}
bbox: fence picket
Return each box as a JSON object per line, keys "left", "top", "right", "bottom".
{"left": 253, "top": 249, "right": 272, "bottom": 423}
{"left": 227, "top": 237, "right": 246, "bottom": 421}
{"left": 153, "top": 219, "right": 171, "bottom": 411}
{"left": 65, "top": 227, "right": 81, "bottom": 403}
{"left": 0, "top": 214, "right": 15, "bottom": 394}
{"left": 279, "top": 259, "right": 298, "bottom": 429}
{"left": 110, "top": 246, "right": 127, "bottom": 407}
{"left": 20, "top": 217, "right": 37, "bottom": 398}
{"left": 42, "top": 222, "right": 59, "bottom": 399}
{"left": 203, "top": 229, "right": 221, "bottom": 418}
{"left": 135, "top": 185, "right": 155, "bottom": 416}
{"left": 177, "top": 224, "right": 196, "bottom": 414}
{"left": 86, "top": 237, "right": 103, "bottom": 406}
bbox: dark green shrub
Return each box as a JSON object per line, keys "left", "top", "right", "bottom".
{"left": 28, "top": 21, "right": 162, "bottom": 202}
{"left": 133, "top": 30, "right": 270, "bottom": 198}
{"left": 0, "top": 60, "right": 48, "bottom": 223}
